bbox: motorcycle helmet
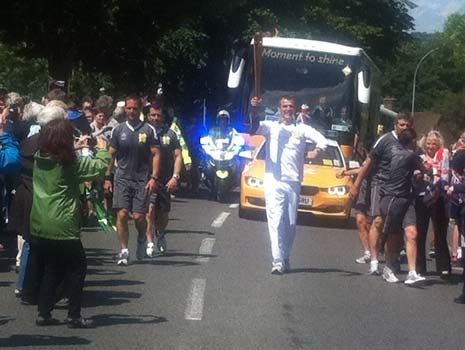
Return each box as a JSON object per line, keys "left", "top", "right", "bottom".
{"left": 216, "top": 109, "right": 230, "bottom": 126}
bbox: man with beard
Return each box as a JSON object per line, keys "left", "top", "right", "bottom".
{"left": 379, "top": 128, "right": 426, "bottom": 284}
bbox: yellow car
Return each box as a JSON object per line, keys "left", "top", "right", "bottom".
{"left": 239, "top": 138, "right": 353, "bottom": 221}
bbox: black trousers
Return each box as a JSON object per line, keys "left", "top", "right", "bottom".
{"left": 35, "top": 237, "right": 87, "bottom": 319}
{"left": 415, "top": 197, "right": 451, "bottom": 275}
{"left": 455, "top": 205, "right": 465, "bottom": 293}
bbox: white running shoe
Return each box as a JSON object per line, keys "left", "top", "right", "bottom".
{"left": 117, "top": 249, "right": 129, "bottom": 266}
{"left": 271, "top": 262, "right": 285, "bottom": 275}
{"left": 404, "top": 271, "right": 426, "bottom": 285}
{"left": 368, "top": 260, "right": 380, "bottom": 275}
{"left": 356, "top": 251, "right": 371, "bottom": 264}
{"left": 382, "top": 266, "right": 399, "bottom": 283}
{"left": 146, "top": 242, "right": 155, "bottom": 258}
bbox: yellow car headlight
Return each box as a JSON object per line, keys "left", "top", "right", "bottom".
{"left": 246, "top": 176, "right": 264, "bottom": 188}
{"left": 327, "top": 186, "right": 348, "bottom": 196}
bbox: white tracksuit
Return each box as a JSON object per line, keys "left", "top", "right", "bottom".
{"left": 257, "top": 121, "right": 328, "bottom": 264}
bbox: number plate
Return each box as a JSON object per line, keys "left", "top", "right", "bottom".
{"left": 299, "top": 196, "right": 313, "bottom": 206}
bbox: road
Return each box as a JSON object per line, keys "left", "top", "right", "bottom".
{"left": 1, "top": 192, "right": 465, "bottom": 350}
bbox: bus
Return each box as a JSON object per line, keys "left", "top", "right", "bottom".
{"left": 227, "top": 36, "right": 389, "bottom": 160}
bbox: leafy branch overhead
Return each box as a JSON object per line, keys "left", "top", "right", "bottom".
{"left": 0, "top": 0, "right": 417, "bottom": 112}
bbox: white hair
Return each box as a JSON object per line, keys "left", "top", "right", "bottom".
{"left": 6, "top": 92, "right": 23, "bottom": 107}
{"left": 22, "top": 102, "right": 44, "bottom": 122}
{"left": 37, "top": 106, "right": 66, "bottom": 126}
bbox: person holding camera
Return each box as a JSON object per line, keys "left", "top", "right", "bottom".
{"left": 31, "top": 117, "right": 110, "bottom": 328}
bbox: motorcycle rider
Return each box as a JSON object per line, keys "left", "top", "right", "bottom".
{"left": 207, "top": 110, "right": 242, "bottom": 145}
{"left": 201, "top": 110, "right": 244, "bottom": 197}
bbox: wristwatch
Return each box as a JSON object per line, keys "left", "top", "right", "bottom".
{"left": 150, "top": 175, "right": 159, "bottom": 181}
{"left": 172, "top": 173, "right": 180, "bottom": 180}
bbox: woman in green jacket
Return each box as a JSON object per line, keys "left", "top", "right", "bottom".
{"left": 32, "top": 118, "right": 110, "bottom": 328}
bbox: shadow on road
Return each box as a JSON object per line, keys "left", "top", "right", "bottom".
{"left": 134, "top": 260, "right": 200, "bottom": 267}
{"left": 161, "top": 251, "right": 217, "bottom": 259}
{"left": 0, "top": 316, "right": 14, "bottom": 325}
{"left": 83, "top": 290, "right": 142, "bottom": 307}
{"left": 0, "top": 335, "right": 90, "bottom": 347}
{"left": 90, "top": 313, "right": 167, "bottom": 327}
{"left": 286, "top": 267, "right": 363, "bottom": 276}
{"left": 0, "top": 281, "right": 13, "bottom": 287}
{"left": 86, "top": 268, "right": 125, "bottom": 276}
{"left": 165, "top": 229, "right": 215, "bottom": 236}
{"left": 85, "top": 279, "right": 145, "bottom": 288}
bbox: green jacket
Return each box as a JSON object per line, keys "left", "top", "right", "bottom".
{"left": 31, "top": 149, "right": 111, "bottom": 240}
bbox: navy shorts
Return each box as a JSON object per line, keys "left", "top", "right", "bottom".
{"left": 112, "top": 176, "right": 149, "bottom": 213}
{"left": 380, "top": 195, "right": 416, "bottom": 234}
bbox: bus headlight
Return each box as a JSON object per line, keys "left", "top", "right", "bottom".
{"left": 246, "top": 176, "right": 264, "bottom": 188}
{"left": 328, "top": 186, "right": 347, "bottom": 196}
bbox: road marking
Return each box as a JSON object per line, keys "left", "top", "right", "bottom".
{"left": 184, "top": 278, "right": 206, "bottom": 321}
{"left": 197, "top": 238, "right": 216, "bottom": 263}
{"left": 211, "top": 212, "right": 230, "bottom": 228}
{"left": 229, "top": 203, "right": 239, "bottom": 209}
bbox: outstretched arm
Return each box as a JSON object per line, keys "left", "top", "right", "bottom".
{"left": 349, "top": 156, "right": 373, "bottom": 199}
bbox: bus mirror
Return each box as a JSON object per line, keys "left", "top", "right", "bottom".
{"left": 228, "top": 56, "right": 245, "bottom": 89}
{"left": 358, "top": 71, "right": 371, "bottom": 104}
{"left": 379, "top": 104, "right": 398, "bottom": 119}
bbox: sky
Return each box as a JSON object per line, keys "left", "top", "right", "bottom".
{"left": 410, "top": 0, "right": 465, "bottom": 32}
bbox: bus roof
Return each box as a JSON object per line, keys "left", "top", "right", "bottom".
{"left": 253, "top": 37, "right": 363, "bottom": 57}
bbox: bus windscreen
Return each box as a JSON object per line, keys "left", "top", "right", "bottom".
{"left": 256, "top": 47, "right": 357, "bottom": 136}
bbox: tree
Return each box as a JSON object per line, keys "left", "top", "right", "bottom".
{"left": 0, "top": 44, "right": 47, "bottom": 100}
{"left": 0, "top": 0, "right": 415, "bottom": 114}
{"left": 381, "top": 12, "right": 465, "bottom": 113}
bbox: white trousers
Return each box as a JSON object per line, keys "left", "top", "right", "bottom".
{"left": 264, "top": 174, "right": 301, "bottom": 264}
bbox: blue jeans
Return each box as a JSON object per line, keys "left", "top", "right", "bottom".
{"left": 16, "top": 241, "right": 30, "bottom": 290}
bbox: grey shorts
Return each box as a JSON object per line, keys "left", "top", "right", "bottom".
{"left": 368, "top": 181, "right": 383, "bottom": 218}
{"left": 149, "top": 185, "right": 171, "bottom": 212}
{"left": 354, "top": 179, "right": 370, "bottom": 214}
{"left": 112, "top": 176, "right": 149, "bottom": 213}
{"left": 380, "top": 195, "right": 416, "bottom": 234}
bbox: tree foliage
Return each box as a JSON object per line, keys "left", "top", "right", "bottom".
{"left": 0, "top": 44, "right": 47, "bottom": 100}
{"left": 0, "top": 0, "right": 414, "bottom": 113}
{"left": 381, "top": 12, "right": 465, "bottom": 138}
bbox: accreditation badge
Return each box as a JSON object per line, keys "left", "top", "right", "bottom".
{"left": 138, "top": 132, "right": 147, "bottom": 143}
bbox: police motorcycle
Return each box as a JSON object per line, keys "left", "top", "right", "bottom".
{"left": 200, "top": 110, "right": 245, "bottom": 202}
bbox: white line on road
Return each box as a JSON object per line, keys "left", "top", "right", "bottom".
{"left": 184, "top": 278, "right": 206, "bottom": 321}
{"left": 197, "top": 238, "right": 216, "bottom": 263}
{"left": 211, "top": 212, "right": 230, "bottom": 228}
{"left": 229, "top": 203, "right": 239, "bottom": 209}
